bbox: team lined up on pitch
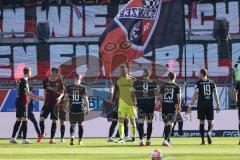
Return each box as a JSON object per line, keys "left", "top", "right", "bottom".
{"left": 9, "top": 66, "right": 240, "bottom": 146}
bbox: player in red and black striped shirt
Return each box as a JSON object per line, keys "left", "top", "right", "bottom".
{"left": 38, "top": 68, "right": 64, "bottom": 144}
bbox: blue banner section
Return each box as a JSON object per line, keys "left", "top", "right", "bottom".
{"left": 1, "top": 90, "right": 17, "bottom": 112}
{"left": 90, "top": 89, "right": 109, "bottom": 110}
{"left": 0, "top": 89, "right": 108, "bottom": 112}
{"left": 0, "top": 89, "right": 40, "bottom": 112}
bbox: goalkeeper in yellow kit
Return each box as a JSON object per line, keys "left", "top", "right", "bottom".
{"left": 113, "top": 64, "right": 137, "bottom": 143}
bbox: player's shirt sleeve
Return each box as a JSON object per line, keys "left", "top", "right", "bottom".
{"left": 65, "top": 85, "right": 68, "bottom": 94}
{"left": 176, "top": 85, "right": 181, "bottom": 96}
{"left": 43, "top": 79, "right": 48, "bottom": 89}
{"left": 130, "top": 76, "right": 136, "bottom": 82}
{"left": 194, "top": 81, "right": 199, "bottom": 93}
{"left": 133, "top": 80, "right": 142, "bottom": 98}
{"left": 83, "top": 86, "right": 87, "bottom": 96}
{"left": 154, "top": 82, "right": 160, "bottom": 96}
{"left": 58, "top": 79, "right": 64, "bottom": 93}
{"left": 159, "top": 84, "right": 165, "bottom": 95}
{"left": 112, "top": 79, "right": 119, "bottom": 105}
{"left": 211, "top": 81, "right": 217, "bottom": 92}
{"left": 133, "top": 80, "right": 138, "bottom": 89}
{"left": 154, "top": 81, "right": 159, "bottom": 89}
{"left": 160, "top": 84, "right": 165, "bottom": 95}
{"left": 22, "top": 78, "right": 28, "bottom": 91}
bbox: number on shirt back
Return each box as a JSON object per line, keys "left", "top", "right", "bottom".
{"left": 143, "top": 82, "right": 149, "bottom": 94}
{"left": 164, "top": 88, "right": 174, "bottom": 100}
{"left": 72, "top": 90, "right": 80, "bottom": 102}
{"left": 203, "top": 84, "right": 211, "bottom": 96}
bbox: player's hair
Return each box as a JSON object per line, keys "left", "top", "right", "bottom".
{"left": 168, "top": 72, "right": 176, "bottom": 80}
{"left": 51, "top": 67, "right": 59, "bottom": 73}
{"left": 143, "top": 68, "right": 151, "bottom": 77}
{"left": 200, "top": 68, "right": 208, "bottom": 77}
{"left": 23, "top": 67, "right": 31, "bottom": 75}
{"left": 120, "top": 64, "right": 127, "bottom": 69}
{"left": 29, "top": 86, "right": 33, "bottom": 91}
{"left": 73, "top": 73, "right": 81, "bottom": 79}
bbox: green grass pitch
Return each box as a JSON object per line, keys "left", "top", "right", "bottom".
{"left": 0, "top": 138, "right": 239, "bottom": 160}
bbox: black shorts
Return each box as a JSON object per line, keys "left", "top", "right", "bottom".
{"left": 16, "top": 104, "right": 27, "bottom": 118}
{"left": 106, "top": 107, "right": 118, "bottom": 121}
{"left": 40, "top": 105, "right": 58, "bottom": 120}
{"left": 162, "top": 103, "right": 176, "bottom": 114}
{"left": 162, "top": 112, "right": 177, "bottom": 123}
{"left": 111, "top": 109, "right": 118, "bottom": 120}
{"left": 69, "top": 112, "right": 85, "bottom": 123}
{"left": 197, "top": 106, "right": 214, "bottom": 120}
{"left": 137, "top": 99, "right": 155, "bottom": 109}
{"left": 137, "top": 105, "right": 154, "bottom": 121}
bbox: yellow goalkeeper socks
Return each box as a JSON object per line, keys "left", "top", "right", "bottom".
{"left": 131, "top": 123, "right": 136, "bottom": 138}
{"left": 119, "top": 123, "right": 124, "bottom": 139}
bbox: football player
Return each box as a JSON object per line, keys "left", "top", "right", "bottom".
{"left": 232, "top": 77, "right": 240, "bottom": 145}
{"left": 38, "top": 68, "right": 65, "bottom": 144}
{"left": 133, "top": 69, "right": 159, "bottom": 146}
{"left": 105, "top": 87, "right": 131, "bottom": 142}
{"left": 58, "top": 83, "right": 67, "bottom": 143}
{"left": 17, "top": 86, "right": 41, "bottom": 140}
{"left": 65, "top": 73, "right": 89, "bottom": 145}
{"left": 189, "top": 69, "right": 220, "bottom": 145}
{"left": 160, "top": 72, "right": 181, "bottom": 147}
{"left": 113, "top": 64, "right": 137, "bottom": 143}
{"left": 10, "top": 67, "right": 44, "bottom": 144}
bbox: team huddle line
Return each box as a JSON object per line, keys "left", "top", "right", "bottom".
{"left": 9, "top": 65, "right": 240, "bottom": 146}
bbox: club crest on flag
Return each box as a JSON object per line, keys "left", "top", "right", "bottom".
{"left": 115, "top": 0, "right": 161, "bottom": 51}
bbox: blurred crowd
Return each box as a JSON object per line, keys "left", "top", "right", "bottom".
{"left": 0, "top": 0, "right": 90, "bottom": 8}
{"left": 0, "top": 0, "right": 129, "bottom": 9}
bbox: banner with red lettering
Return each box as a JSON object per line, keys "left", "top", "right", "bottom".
{"left": 0, "top": 41, "right": 240, "bottom": 81}
{"left": 0, "top": 1, "right": 239, "bottom": 38}
{"left": 0, "top": 1, "right": 239, "bottom": 81}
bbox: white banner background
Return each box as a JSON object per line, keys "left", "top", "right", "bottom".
{"left": 0, "top": 110, "right": 238, "bottom": 138}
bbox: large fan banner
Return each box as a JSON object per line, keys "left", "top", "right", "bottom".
{"left": 0, "top": 42, "right": 239, "bottom": 81}
{"left": 0, "top": 1, "right": 239, "bottom": 80}
{"left": 99, "top": 0, "right": 184, "bottom": 77}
